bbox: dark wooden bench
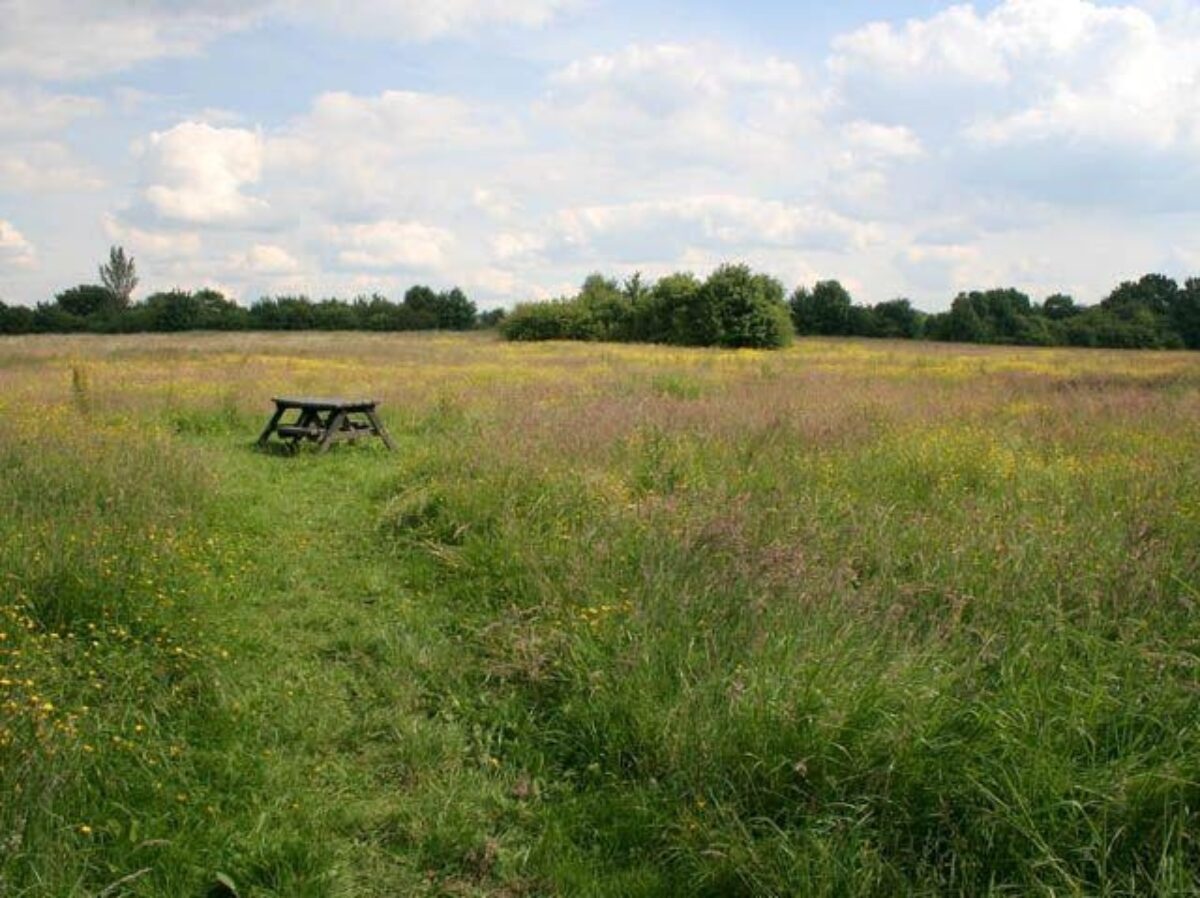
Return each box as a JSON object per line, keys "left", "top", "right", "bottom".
{"left": 257, "top": 396, "right": 396, "bottom": 453}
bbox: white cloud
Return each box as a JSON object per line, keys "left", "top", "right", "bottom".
{"left": 330, "top": 220, "right": 455, "bottom": 270}
{"left": 492, "top": 231, "right": 547, "bottom": 262}
{"left": 840, "top": 121, "right": 924, "bottom": 160}
{"left": 140, "top": 122, "right": 267, "bottom": 224}
{"left": 832, "top": 0, "right": 1200, "bottom": 153}
{"left": 556, "top": 195, "right": 880, "bottom": 257}
{"left": 0, "top": 141, "right": 104, "bottom": 191}
{"left": 229, "top": 243, "right": 303, "bottom": 275}
{"left": 268, "top": 90, "right": 519, "bottom": 216}
{"left": 0, "top": 87, "right": 104, "bottom": 135}
{"left": 0, "top": 0, "right": 576, "bottom": 80}
{"left": 895, "top": 243, "right": 983, "bottom": 293}
{"left": 103, "top": 214, "right": 203, "bottom": 260}
{"left": 542, "top": 43, "right": 819, "bottom": 167}
{"left": 0, "top": 219, "right": 37, "bottom": 268}
{"left": 0, "top": 0, "right": 266, "bottom": 79}
{"left": 283, "top": 0, "right": 579, "bottom": 41}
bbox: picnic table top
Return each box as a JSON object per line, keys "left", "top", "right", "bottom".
{"left": 272, "top": 396, "right": 381, "bottom": 410}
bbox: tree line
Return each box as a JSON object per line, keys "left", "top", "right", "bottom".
{"left": 3, "top": 246, "right": 1199, "bottom": 350}
{"left": 501, "top": 267, "right": 1200, "bottom": 350}
{"left": 0, "top": 282, "right": 495, "bottom": 335}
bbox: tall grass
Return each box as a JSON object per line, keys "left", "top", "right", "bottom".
{"left": 1, "top": 332, "right": 1198, "bottom": 895}
{"left": 377, "top": 386, "right": 1200, "bottom": 895}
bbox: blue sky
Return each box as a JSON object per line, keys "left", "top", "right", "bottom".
{"left": 2, "top": 0, "right": 1199, "bottom": 311}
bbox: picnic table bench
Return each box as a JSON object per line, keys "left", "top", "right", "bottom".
{"left": 257, "top": 396, "right": 396, "bottom": 453}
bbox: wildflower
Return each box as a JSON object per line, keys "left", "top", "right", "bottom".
{"left": 79, "top": 825, "right": 93, "bottom": 836}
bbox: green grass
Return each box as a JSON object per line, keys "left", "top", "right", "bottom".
{"left": 2, "top": 334, "right": 1199, "bottom": 896}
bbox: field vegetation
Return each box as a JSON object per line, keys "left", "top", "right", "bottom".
{"left": 2, "top": 332, "right": 1199, "bottom": 896}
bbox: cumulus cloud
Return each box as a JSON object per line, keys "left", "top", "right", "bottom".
{"left": 0, "top": 0, "right": 576, "bottom": 80}
{"left": 542, "top": 43, "right": 819, "bottom": 167}
{"left": 268, "top": 90, "right": 519, "bottom": 216}
{"left": 283, "top": 0, "right": 579, "bottom": 41}
{"left": 832, "top": 0, "right": 1200, "bottom": 153}
{"left": 0, "top": 87, "right": 104, "bottom": 135}
{"left": 139, "top": 122, "right": 267, "bottom": 224}
{"left": 0, "top": 0, "right": 266, "bottom": 80}
{"left": 0, "top": 141, "right": 104, "bottom": 191}
{"left": 103, "top": 214, "right": 203, "bottom": 261}
{"left": 330, "top": 220, "right": 455, "bottom": 271}
{"left": 556, "top": 195, "right": 880, "bottom": 259}
{"left": 0, "top": 219, "right": 36, "bottom": 268}
{"left": 229, "top": 243, "right": 303, "bottom": 275}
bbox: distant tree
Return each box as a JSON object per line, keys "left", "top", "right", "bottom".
{"left": 577, "top": 273, "right": 633, "bottom": 340}
{"left": 1170, "top": 278, "right": 1200, "bottom": 349}
{"left": 0, "top": 299, "right": 35, "bottom": 334}
{"left": 640, "top": 272, "right": 700, "bottom": 343}
{"left": 478, "top": 307, "right": 507, "bottom": 329}
{"left": 143, "top": 290, "right": 203, "bottom": 331}
{"left": 1102, "top": 274, "right": 1178, "bottom": 319}
{"left": 401, "top": 285, "right": 440, "bottom": 329}
{"left": 678, "top": 264, "right": 792, "bottom": 348}
{"left": 99, "top": 246, "right": 138, "bottom": 307}
{"left": 870, "top": 298, "right": 924, "bottom": 339}
{"left": 791, "top": 280, "right": 854, "bottom": 335}
{"left": 1042, "top": 293, "right": 1079, "bottom": 321}
{"left": 435, "top": 287, "right": 477, "bottom": 330}
{"left": 55, "top": 284, "right": 119, "bottom": 318}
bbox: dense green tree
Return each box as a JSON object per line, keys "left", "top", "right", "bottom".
{"left": 478, "top": 307, "right": 507, "bottom": 328}
{"left": 1172, "top": 279, "right": 1200, "bottom": 349}
{"left": 640, "top": 272, "right": 701, "bottom": 344}
{"left": 870, "top": 298, "right": 924, "bottom": 339}
{"left": 98, "top": 245, "right": 138, "bottom": 307}
{"left": 0, "top": 300, "right": 35, "bottom": 334}
{"left": 791, "top": 280, "right": 854, "bottom": 335}
{"left": 1042, "top": 293, "right": 1079, "bottom": 320}
{"left": 436, "top": 287, "right": 478, "bottom": 330}
{"left": 679, "top": 264, "right": 792, "bottom": 348}
{"left": 55, "top": 284, "right": 119, "bottom": 318}
{"left": 1102, "top": 274, "right": 1178, "bottom": 319}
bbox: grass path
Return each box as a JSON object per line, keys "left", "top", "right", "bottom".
{"left": 191, "top": 438, "right": 491, "bottom": 897}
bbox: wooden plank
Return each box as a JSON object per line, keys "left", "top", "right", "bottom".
{"left": 277, "top": 425, "right": 322, "bottom": 439}
{"left": 316, "top": 410, "right": 348, "bottom": 454}
{"left": 273, "top": 397, "right": 380, "bottom": 411}
{"left": 256, "top": 406, "right": 286, "bottom": 446}
{"left": 365, "top": 408, "right": 398, "bottom": 450}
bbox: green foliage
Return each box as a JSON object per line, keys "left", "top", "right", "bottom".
{"left": 0, "top": 299, "right": 34, "bottom": 334}
{"left": 54, "top": 284, "right": 119, "bottom": 319}
{"left": 502, "top": 266, "right": 792, "bottom": 349}
{"left": 683, "top": 263, "right": 792, "bottom": 348}
{"left": 791, "top": 279, "right": 853, "bottom": 335}
{"left": 98, "top": 245, "right": 138, "bottom": 307}
{"left": 477, "top": 307, "right": 508, "bottom": 329}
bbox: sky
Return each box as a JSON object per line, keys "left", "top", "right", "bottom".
{"left": 2, "top": 0, "right": 1199, "bottom": 312}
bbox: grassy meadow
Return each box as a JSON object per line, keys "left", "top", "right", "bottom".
{"left": 2, "top": 331, "right": 1199, "bottom": 896}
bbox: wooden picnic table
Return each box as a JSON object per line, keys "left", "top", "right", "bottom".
{"left": 257, "top": 396, "right": 396, "bottom": 453}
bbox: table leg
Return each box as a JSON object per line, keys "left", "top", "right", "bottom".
{"left": 256, "top": 405, "right": 285, "bottom": 446}
{"left": 366, "top": 408, "right": 397, "bottom": 450}
{"left": 317, "top": 410, "right": 348, "bottom": 454}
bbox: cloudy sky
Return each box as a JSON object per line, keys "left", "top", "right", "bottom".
{"left": 1, "top": 0, "right": 1199, "bottom": 311}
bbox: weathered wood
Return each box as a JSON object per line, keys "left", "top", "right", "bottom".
{"left": 256, "top": 405, "right": 286, "bottom": 446}
{"left": 273, "top": 396, "right": 380, "bottom": 411}
{"left": 316, "top": 410, "right": 348, "bottom": 454}
{"left": 258, "top": 397, "right": 395, "bottom": 453}
{"left": 277, "top": 425, "right": 323, "bottom": 439}
{"left": 365, "top": 408, "right": 398, "bottom": 450}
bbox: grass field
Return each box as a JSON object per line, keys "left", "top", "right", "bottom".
{"left": 2, "top": 332, "right": 1199, "bottom": 897}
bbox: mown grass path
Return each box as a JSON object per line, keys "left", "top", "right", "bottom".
{"left": 192, "top": 438, "right": 487, "bottom": 896}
